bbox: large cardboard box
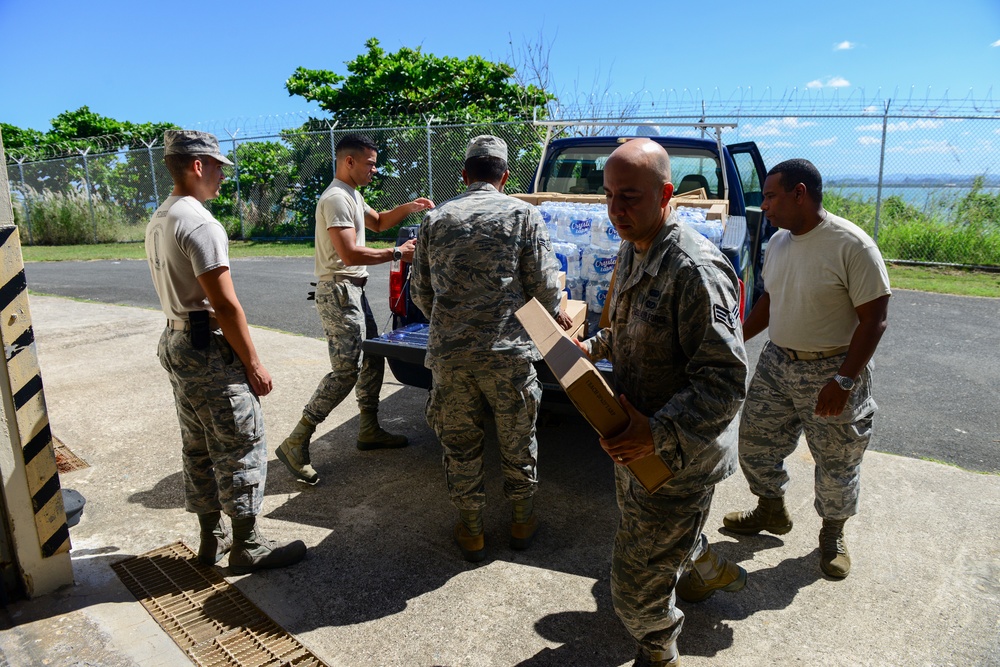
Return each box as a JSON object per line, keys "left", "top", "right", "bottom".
{"left": 672, "top": 198, "right": 729, "bottom": 224}
{"left": 516, "top": 298, "right": 673, "bottom": 493}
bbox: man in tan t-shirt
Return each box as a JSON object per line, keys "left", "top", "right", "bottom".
{"left": 277, "top": 133, "right": 433, "bottom": 485}
{"left": 722, "top": 158, "right": 891, "bottom": 579}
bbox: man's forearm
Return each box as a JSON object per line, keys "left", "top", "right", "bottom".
{"left": 340, "top": 245, "right": 396, "bottom": 266}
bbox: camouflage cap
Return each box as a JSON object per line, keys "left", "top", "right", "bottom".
{"left": 163, "top": 130, "right": 234, "bottom": 166}
{"left": 465, "top": 135, "right": 508, "bottom": 161}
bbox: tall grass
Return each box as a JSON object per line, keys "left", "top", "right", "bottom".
{"left": 825, "top": 178, "right": 1000, "bottom": 267}
{"left": 11, "top": 185, "right": 135, "bottom": 245}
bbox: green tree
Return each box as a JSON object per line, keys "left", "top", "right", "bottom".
{"left": 211, "top": 140, "right": 297, "bottom": 238}
{"left": 283, "top": 38, "right": 552, "bottom": 233}
{"left": 285, "top": 38, "right": 550, "bottom": 120}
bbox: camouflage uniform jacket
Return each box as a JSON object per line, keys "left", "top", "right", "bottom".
{"left": 411, "top": 182, "right": 563, "bottom": 370}
{"left": 584, "top": 213, "right": 748, "bottom": 494}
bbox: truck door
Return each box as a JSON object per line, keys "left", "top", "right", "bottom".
{"left": 727, "top": 142, "right": 770, "bottom": 305}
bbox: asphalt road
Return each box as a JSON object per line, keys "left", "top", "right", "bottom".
{"left": 23, "top": 257, "right": 1000, "bottom": 473}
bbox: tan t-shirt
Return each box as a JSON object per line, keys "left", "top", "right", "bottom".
{"left": 314, "top": 178, "right": 372, "bottom": 280}
{"left": 763, "top": 209, "right": 891, "bottom": 351}
{"left": 145, "top": 196, "right": 229, "bottom": 320}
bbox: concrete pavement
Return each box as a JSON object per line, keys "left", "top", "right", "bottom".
{"left": 0, "top": 295, "right": 998, "bottom": 666}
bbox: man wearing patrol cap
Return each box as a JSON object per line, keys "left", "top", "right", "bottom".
{"left": 411, "top": 134, "right": 573, "bottom": 562}
{"left": 146, "top": 130, "right": 306, "bottom": 574}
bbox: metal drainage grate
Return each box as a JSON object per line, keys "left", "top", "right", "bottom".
{"left": 112, "top": 541, "right": 326, "bottom": 667}
{"left": 53, "top": 435, "right": 89, "bottom": 473}
{"left": 52, "top": 436, "right": 90, "bottom": 473}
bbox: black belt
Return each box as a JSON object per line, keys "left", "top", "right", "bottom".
{"left": 776, "top": 345, "right": 849, "bottom": 361}
{"left": 333, "top": 275, "right": 368, "bottom": 288}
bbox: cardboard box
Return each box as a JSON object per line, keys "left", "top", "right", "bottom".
{"left": 511, "top": 192, "right": 606, "bottom": 205}
{"left": 674, "top": 187, "right": 707, "bottom": 200}
{"left": 557, "top": 271, "right": 566, "bottom": 291}
{"left": 559, "top": 291, "right": 568, "bottom": 312}
{"left": 672, "top": 198, "right": 730, "bottom": 224}
{"left": 564, "top": 298, "right": 586, "bottom": 332}
{"left": 516, "top": 298, "right": 673, "bottom": 493}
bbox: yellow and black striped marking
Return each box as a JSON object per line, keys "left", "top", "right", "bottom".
{"left": 0, "top": 226, "right": 69, "bottom": 558}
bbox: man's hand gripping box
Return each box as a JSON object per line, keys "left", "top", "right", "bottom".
{"left": 516, "top": 298, "right": 673, "bottom": 493}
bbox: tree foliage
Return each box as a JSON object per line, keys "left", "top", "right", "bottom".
{"left": 2, "top": 106, "right": 177, "bottom": 158}
{"left": 285, "top": 37, "right": 551, "bottom": 121}
{"left": 281, "top": 38, "right": 552, "bottom": 234}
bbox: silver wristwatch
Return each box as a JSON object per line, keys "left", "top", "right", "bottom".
{"left": 833, "top": 374, "right": 856, "bottom": 391}
{"left": 392, "top": 247, "right": 402, "bottom": 261}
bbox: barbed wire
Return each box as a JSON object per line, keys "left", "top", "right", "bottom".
{"left": 5, "top": 86, "right": 999, "bottom": 163}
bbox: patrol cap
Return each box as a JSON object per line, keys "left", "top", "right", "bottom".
{"left": 465, "top": 135, "right": 508, "bottom": 162}
{"left": 163, "top": 130, "right": 234, "bottom": 166}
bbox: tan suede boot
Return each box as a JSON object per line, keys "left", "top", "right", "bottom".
{"left": 454, "top": 509, "right": 485, "bottom": 562}
{"left": 820, "top": 518, "right": 851, "bottom": 578}
{"left": 510, "top": 497, "right": 538, "bottom": 550}
{"left": 276, "top": 417, "right": 319, "bottom": 484}
{"left": 197, "top": 511, "right": 232, "bottom": 566}
{"left": 356, "top": 410, "right": 408, "bottom": 450}
{"left": 229, "top": 517, "right": 307, "bottom": 575}
{"left": 676, "top": 544, "right": 747, "bottom": 603}
{"left": 723, "top": 496, "right": 793, "bottom": 535}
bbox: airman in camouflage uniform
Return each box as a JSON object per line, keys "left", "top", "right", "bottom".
{"left": 146, "top": 130, "right": 305, "bottom": 574}
{"left": 580, "top": 139, "right": 748, "bottom": 667}
{"left": 723, "top": 159, "right": 891, "bottom": 580}
{"left": 411, "top": 135, "right": 572, "bottom": 562}
{"left": 276, "top": 133, "right": 434, "bottom": 485}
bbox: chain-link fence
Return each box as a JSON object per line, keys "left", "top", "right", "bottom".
{"left": 6, "top": 107, "right": 1000, "bottom": 267}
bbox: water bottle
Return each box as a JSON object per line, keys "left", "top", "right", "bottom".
{"left": 586, "top": 279, "right": 611, "bottom": 314}
{"left": 565, "top": 203, "right": 593, "bottom": 245}
{"left": 590, "top": 207, "right": 608, "bottom": 249}
{"left": 566, "top": 277, "right": 587, "bottom": 301}
{"left": 553, "top": 242, "right": 582, "bottom": 280}
{"left": 583, "top": 245, "right": 617, "bottom": 282}
{"left": 677, "top": 206, "right": 723, "bottom": 247}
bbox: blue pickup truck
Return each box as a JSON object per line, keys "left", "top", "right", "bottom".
{"left": 363, "top": 124, "right": 771, "bottom": 392}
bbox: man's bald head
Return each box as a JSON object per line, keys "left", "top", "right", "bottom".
{"left": 606, "top": 138, "right": 672, "bottom": 185}
{"left": 603, "top": 139, "right": 676, "bottom": 252}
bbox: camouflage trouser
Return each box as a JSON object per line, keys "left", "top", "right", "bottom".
{"left": 739, "top": 341, "right": 877, "bottom": 520}
{"left": 303, "top": 279, "right": 385, "bottom": 425}
{"left": 157, "top": 328, "right": 266, "bottom": 518}
{"left": 426, "top": 363, "right": 541, "bottom": 511}
{"left": 611, "top": 469, "right": 713, "bottom": 652}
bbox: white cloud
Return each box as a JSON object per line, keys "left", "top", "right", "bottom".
{"left": 991, "top": 39, "right": 1000, "bottom": 47}
{"left": 834, "top": 41, "right": 855, "bottom": 50}
{"left": 885, "top": 140, "right": 960, "bottom": 155}
{"left": 858, "top": 136, "right": 881, "bottom": 145}
{"left": 806, "top": 76, "right": 851, "bottom": 88}
{"left": 855, "top": 119, "right": 944, "bottom": 132}
{"left": 758, "top": 141, "right": 796, "bottom": 149}
{"left": 742, "top": 117, "right": 818, "bottom": 137}
{"left": 810, "top": 137, "right": 837, "bottom": 147}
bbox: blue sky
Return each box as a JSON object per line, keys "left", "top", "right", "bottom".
{"left": 1, "top": 0, "right": 997, "bottom": 132}
{"left": 1, "top": 0, "right": 998, "bottom": 180}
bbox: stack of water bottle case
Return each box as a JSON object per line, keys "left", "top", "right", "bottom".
{"left": 528, "top": 196, "right": 727, "bottom": 314}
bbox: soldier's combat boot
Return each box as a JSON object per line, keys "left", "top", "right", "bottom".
{"left": 510, "top": 497, "right": 538, "bottom": 550}
{"left": 197, "top": 511, "right": 232, "bottom": 566}
{"left": 819, "top": 518, "right": 851, "bottom": 578}
{"left": 632, "top": 642, "right": 680, "bottom": 666}
{"left": 723, "top": 496, "right": 793, "bottom": 535}
{"left": 356, "top": 410, "right": 408, "bottom": 451}
{"left": 277, "top": 417, "right": 319, "bottom": 484}
{"left": 228, "top": 517, "right": 306, "bottom": 575}
{"left": 675, "top": 544, "right": 747, "bottom": 603}
{"left": 454, "top": 509, "right": 485, "bottom": 563}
